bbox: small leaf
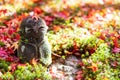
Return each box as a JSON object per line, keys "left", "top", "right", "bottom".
{"left": 87, "top": 62, "right": 98, "bottom": 72}
{"left": 30, "top": 58, "right": 38, "bottom": 66}
{"left": 10, "top": 41, "right": 18, "bottom": 51}
{"left": 9, "top": 63, "right": 17, "bottom": 72}
{"left": 0, "top": 49, "right": 8, "bottom": 58}
{"left": 53, "top": 25, "right": 61, "bottom": 32}
{"left": 103, "top": 76, "right": 109, "bottom": 80}
{"left": 112, "top": 47, "right": 120, "bottom": 53}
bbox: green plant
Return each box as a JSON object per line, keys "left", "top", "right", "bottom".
{"left": 1, "top": 72, "right": 14, "bottom": 80}
{"left": 90, "top": 43, "right": 111, "bottom": 62}
{"left": 1, "top": 63, "right": 52, "bottom": 80}
{"left": 81, "top": 43, "right": 120, "bottom": 80}
{"left": 0, "top": 60, "right": 10, "bottom": 73}
{"left": 0, "top": 41, "right": 5, "bottom": 47}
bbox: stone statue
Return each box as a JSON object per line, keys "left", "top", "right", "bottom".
{"left": 17, "top": 16, "right": 52, "bottom": 66}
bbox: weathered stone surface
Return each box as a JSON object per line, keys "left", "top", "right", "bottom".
{"left": 49, "top": 55, "right": 81, "bottom": 80}
{"left": 18, "top": 16, "right": 52, "bottom": 66}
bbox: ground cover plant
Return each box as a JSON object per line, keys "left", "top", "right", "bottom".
{"left": 0, "top": 0, "right": 120, "bottom": 80}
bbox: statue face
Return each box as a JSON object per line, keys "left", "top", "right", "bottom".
{"left": 20, "top": 16, "right": 48, "bottom": 38}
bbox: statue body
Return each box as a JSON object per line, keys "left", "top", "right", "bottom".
{"left": 18, "top": 16, "right": 52, "bottom": 66}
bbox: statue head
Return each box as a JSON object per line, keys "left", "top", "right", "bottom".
{"left": 20, "top": 16, "right": 48, "bottom": 38}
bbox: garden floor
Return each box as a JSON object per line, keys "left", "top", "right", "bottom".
{"left": 0, "top": 0, "right": 120, "bottom": 80}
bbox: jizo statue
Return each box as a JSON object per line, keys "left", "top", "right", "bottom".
{"left": 17, "top": 16, "right": 52, "bottom": 66}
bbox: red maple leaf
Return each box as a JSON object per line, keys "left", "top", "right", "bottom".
{"left": 34, "top": 7, "right": 43, "bottom": 15}
{"left": 0, "top": 49, "right": 8, "bottom": 58}
{"left": 9, "top": 63, "right": 17, "bottom": 72}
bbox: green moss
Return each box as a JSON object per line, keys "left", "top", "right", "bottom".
{"left": 0, "top": 60, "right": 10, "bottom": 73}
{"left": 0, "top": 41, "right": 5, "bottom": 47}
{"left": 1, "top": 63, "right": 51, "bottom": 80}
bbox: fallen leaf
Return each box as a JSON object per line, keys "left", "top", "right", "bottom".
{"left": 111, "top": 61, "right": 118, "bottom": 67}
{"left": 112, "top": 47, "right": 120, "bottom": 53}
{"left": 9, "top": 63, "right": 17, "bottom": 72}
{"left": 30, "top": 58, "right": 38, "bottom": 66}
{"left": 103, "top": 76, "right": 109, "bottom": 80}
{"left": 53, "top": 25, "right": 61, "bottom": 32}
{"left": 10, "top": 41, "right": 18, "bottom": 51}
{"left": 87, "top": 62, "right": 98, "bottom": 72}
